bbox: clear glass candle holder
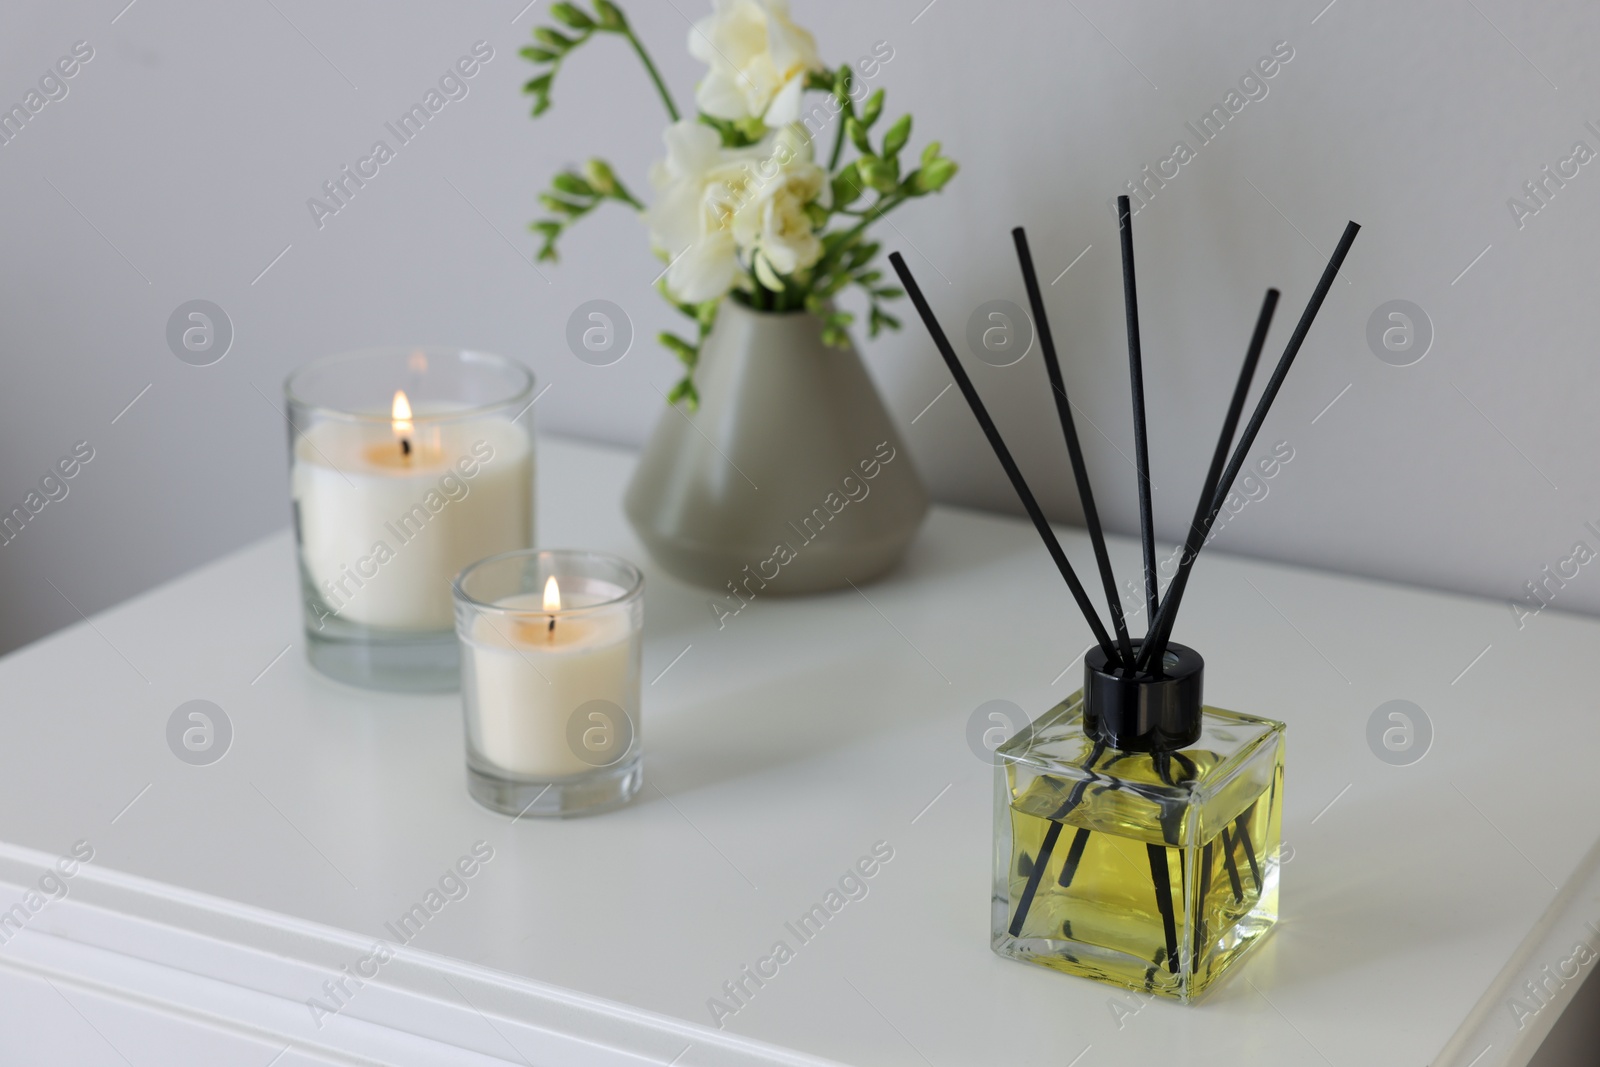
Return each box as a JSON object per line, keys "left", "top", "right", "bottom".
{"left": 285, "top": 347, "right": 536, "bottom": 692}
{"left": 454, "top": 549, "right": 644, "bottom": 818}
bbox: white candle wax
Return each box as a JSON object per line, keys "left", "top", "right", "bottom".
{"left": 292, "top": 415, "right": 532, "bottom": 631}
{"left": 463, "top": 590, "right": 639, "bottom": 779}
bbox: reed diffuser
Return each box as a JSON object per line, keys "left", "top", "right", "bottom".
{"left": 890, "top": 200, "right": 1358, "bottom": 1001}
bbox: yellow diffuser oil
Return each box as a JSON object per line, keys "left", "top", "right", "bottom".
{"left": 992, "top": 645, "right": 1284, "bottom": 1001}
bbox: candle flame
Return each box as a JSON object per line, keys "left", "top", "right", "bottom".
{"left": 391, "top": 390, "right": 414, "bottom": 437}
{"left": 391, "top": 390, "right": 414, "bottom": 458}
{"left": 543, "top": 575, "right": 561, "bottom": 613}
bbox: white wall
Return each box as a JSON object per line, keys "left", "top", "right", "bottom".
{"left": 1, "top": 0, "right": 1596, "bottom": 654}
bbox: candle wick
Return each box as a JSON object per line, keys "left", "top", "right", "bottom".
{"left": 547, "top": 615, "right": 555, "bottom": 635}
{"left": 400, "top": 437, "right": 412, "bottom": 458}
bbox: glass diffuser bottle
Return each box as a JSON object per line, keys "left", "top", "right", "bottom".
{"left": 890, "top": 199, "right": 1357, "bottom": 1001}
{"left": 993, "top": 643, "right": 1284, "bottom": 1000}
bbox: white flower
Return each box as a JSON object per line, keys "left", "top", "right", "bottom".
{"left": 645, "top": 122, "right": 760, "bottom": 302}
{"left": 731, "top": 126, "right": 828, "bottom": 289}
{"left": 689, "top": 0, "right": 824, "bottom": 127}
{"left": 646, "top": 122, "right": 827, "bottom": 302}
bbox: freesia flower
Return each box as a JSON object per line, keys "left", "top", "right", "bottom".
{"left": 731, "top": 126, "right": 828, "bottom": 289}
{"left": 646, "top": 121, "right": 758, "bottom": 302}
{"left": 647, "top": 121, "right": 826, "bottom": 302}
{"left": 689, "top": 0, "right": 824, "bottom": 127}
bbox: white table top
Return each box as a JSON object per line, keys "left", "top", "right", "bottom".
{"left": 0, "top": 436, "right": 1594, "bottom": 1067}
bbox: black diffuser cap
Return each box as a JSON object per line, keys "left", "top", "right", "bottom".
{"left": 1083, "top": 641, "right": 1204, "bottom": 752}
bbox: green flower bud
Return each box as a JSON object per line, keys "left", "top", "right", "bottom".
{"left": 859, "top": 155, "right": 899, "bottom": 193}
{"left": 523, "top": 72, "right": 554, "bottom": 115}
{"left": 658, "top": 332, "right": 698, "bottom": 366}
{"left": 594, "top": 0, "right": 627, "bottom": 29}
{"left": 868, "top": 306, "right": 902, "bottom": 337}
{"left": 830, "top": 162, "right": 863, "bottom": 208}
{"left": 861, "top": 89, "right": 885, "bottom": 128}
{"left": 665, "top": 376, "right": 699, "bottom": 409}
{"left": 848, "top": 241, "right": 880, "bottom": 268}
{"left": 534, "top": 27, "right": 576, "bottom": 51}
{"left": 913, "top": 158, "right": 958, "bottom": 193}
{"left": 582, "top": 159, "right": 619, "bottom": 196}
{"left": 847, "top": 117, "right": 871, "bottom": 154}
{"left": 921, "top": 141, "right": 942, "bottom": 167}
{"left": 734, "top": 116, "right": 766, "bottom": 143}
{"left": 551, "top": 172, "right": 595, "bottom": 198}
{"left": 520, "top": 46, "right": 559, "bottom": 63}
{"left": 550, "top": 3, "right": 595, "bottom": 29}
{"left": 882, "top": 114, "right": 911, "bottom": 159}
{"left": 539, "top": 193, "right": 586, "bottom": 216}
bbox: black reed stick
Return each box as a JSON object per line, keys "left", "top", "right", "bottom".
{"left": 1012, "top": 741, "right": 1104, "bottom": 937}
{"left": 1220, "top": 826, "right": 1245, "bottom": 902}
{"left": 1009, "top": 821, "right": 1061, "bottom": 938}
{"left": 1233, "top": 809, "right": 1261, "bottom": 887}
{"left": 1139, "top": 221, "right": 1361, "bottom": 670}
{"left": 1057, "top": 827, "right": 1091, "bottom": 889}
{"left": 1201, "top": 290, "right": 1279, "bottom": 517}
{"left": 1146, "top": 844, "right": 1180, "bottom": 974}
{"left": 889, "top": 252, "right": 1121, "bottom": 660}
{"left": 1013, "top": 227, "right": 1135, "bottom": 666}
{"left": 1118, "top": 197, "right": 1159, "bottom": 627}
{"left": 1193, "top": 841, "right": 1213, "bottom": 973}
{"left": 1150, "top": 288, "right": 1278, "bottom": 623}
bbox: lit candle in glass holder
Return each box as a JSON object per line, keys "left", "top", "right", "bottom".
{"left": 454, "top": 549, "right": 643, "bottom": 818}
{"left": 286, "top": 348, "right": 536, "bottom": 691}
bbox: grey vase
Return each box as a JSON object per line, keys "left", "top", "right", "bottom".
{"left": 624, "top": 300, "right": 929, "bottom": 595}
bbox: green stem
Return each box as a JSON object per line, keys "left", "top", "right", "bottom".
{"left": 622, "top": 27, "right": 680, "bottom": 122}
{"left": 827, "top": 94, "right": 849, "bottom": 171}
{"left": 816, "top": 192, "right": 907, "bottom": 277}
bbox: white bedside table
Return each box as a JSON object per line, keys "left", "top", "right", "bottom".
{"left": 0, "top": 437, "right": 1593, "bottom": 1066}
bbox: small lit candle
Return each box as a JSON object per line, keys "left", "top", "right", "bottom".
{"left": 455, "top": 550, "right": 644, "bottom": 815}
{"left": 466, "top": 574, "right": 635, "bottom": 778}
